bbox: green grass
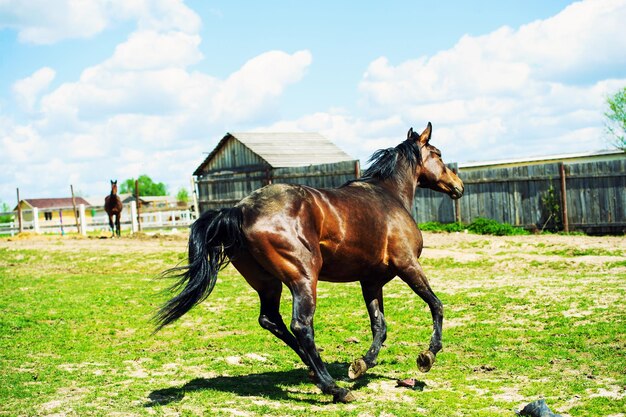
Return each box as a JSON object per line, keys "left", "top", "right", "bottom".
{"left": 1, "top": 234, "right": 625, "bottom": 416}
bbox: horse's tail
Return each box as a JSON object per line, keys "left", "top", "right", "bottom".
{"left": 154, "top": 207, "right": 245, "bottom": 331}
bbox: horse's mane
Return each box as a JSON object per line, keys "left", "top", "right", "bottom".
{"left": 353, "top": 139, "right": 421, "bottom": 183}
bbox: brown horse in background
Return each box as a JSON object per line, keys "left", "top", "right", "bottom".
{"left": 104, "top": 180, "right": 123, "bottom": 237}
{"left": 156, "top": 123, "right": 464, "bottom": 403}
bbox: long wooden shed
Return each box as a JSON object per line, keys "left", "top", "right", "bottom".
{"left": 193, "top": 132, "right": 360, "bottom": 213}
{"left": 413, "top": 149, "right": 625, "bottom": 234}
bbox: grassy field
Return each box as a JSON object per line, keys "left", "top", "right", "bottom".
{"left": 0, "top": 232, "right": 624, "bottom": 416}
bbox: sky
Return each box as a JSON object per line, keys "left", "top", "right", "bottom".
{"left": 1, "top": 0, "right": 625, "bottom": 206}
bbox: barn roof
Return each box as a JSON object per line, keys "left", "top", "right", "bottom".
{"left": 194, "top": 132, "right": 355, "bottom": 175}
{"left": 459, "top": 149, "right": 624, "bottom": 170}
{"left": 16, "top": 197, "right": 91, "bottom": 211}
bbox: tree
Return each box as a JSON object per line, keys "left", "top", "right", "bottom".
{"left": 119, "top": 174, "right": 168, "bottom": 196}
{"left": 0, "top": 201, "right": 14, "bottom": 223}
{"left": 605, "top": 86, "right": 626, "bottom": 151}
{"left": 176, "top": 188, "right": 189, "bottom": 203}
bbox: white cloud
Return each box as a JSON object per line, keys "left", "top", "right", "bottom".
{"left": 211, "top": 50, "right": 313, "bottom": 123}
{"left": 104, "top": 30, "right": 203, "bottom": 70}
{"left": 0, "top": 0, "right": 201, "bottom": 44}
{"left": 0, "top": 0, "right": 109, "bottom": 44}
{"left": 1, "top": 20, "right": 312, "bottom": 202}
{"left": 12, "top": 67, "right": 56, "bottom": 112}
{"left": 353, "top": 0, "right": 626, "bottom": 163}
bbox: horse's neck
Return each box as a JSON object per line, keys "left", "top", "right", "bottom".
{"left": 379, "top": 167, "right": 418, "bottom": 212}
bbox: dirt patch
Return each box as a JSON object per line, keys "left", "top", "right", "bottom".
{"left": 3, "top": 230, "right": 623, "bottom": 263}
{"left": 0, "top": 232, "right": 187, "bottom": 255}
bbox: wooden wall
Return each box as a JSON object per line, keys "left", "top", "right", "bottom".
{"left": 196, "top": 160, "right": 359, "bottom": 212}
{"left": 413, "top": 157, "right": 626, "bottom": 234}
{"left": 196, "top": 141, "right": 624, "bottom": 234}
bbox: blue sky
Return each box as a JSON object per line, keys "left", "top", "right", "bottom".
{"left": 1, "top": 0, "right": 625, "bottom": 205}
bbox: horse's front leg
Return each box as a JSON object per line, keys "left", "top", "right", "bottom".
{"left": 397, "top": 261, "right": 443, "bottom": 373}
{"left": 288, "top": 279, "right": 355, "bottom": 403}
{"left": 349, "top": 282, "right": 387, "bottom": 379}
{"left": 108, "top": 214, "right": 115, "bottom": 237}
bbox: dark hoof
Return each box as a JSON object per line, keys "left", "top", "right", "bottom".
{"left": 348, "top": 358, "right": 368, "bottom": 380}
{"left": 333, "top": 389, "right": 356, "bottom": 403}
{"left": 417, "top": 350, "right": 436, "bottom": 373}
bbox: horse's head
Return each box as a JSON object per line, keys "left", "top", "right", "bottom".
{"left": 110, "top": 179, "right": 118, "bottom": 195}
{"left": 409, "top": 123, "right": 464, "bottom": 199}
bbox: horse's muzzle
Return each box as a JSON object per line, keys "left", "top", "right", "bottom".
{"left": 450, "top": 184, "right": 464, "bottom": 200}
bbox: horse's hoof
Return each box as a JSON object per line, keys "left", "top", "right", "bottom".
{"left": 333, "top": 389, "right": 356, "bottom": 403}
{"left": 348, "top": 358, "right": 368, "bottom": 380}
{"left": 417, "top": 350, "right": 436, "bottom": 373}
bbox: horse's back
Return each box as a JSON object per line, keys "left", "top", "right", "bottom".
{"left": 235, "top": 182, "right": 421, "bottom": 282}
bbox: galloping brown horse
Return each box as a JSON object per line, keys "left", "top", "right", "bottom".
{"left": 156, "top": 123, "right": 464, "bottom": 402}
{"left": 104, "top": 180, "right": 123, "bottom": 237}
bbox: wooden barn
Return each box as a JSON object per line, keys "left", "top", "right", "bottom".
{"left": 193, "top": 132, "right": 359, "bottom": 213}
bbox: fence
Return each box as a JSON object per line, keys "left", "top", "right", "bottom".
{"left": 413, "top": 157, "right": 626, "bottom": 234}
{"left": 0, "top": 202, "right": 196, "bottom": 236}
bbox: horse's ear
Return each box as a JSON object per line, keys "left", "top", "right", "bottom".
{"left": 407, "top": 127, "right": 414, "bottom": 139}
{"left": 418, "top": 122, "right": 432, "bottom": 145}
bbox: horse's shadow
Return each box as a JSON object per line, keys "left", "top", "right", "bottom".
{"left": 145, "top": 363, "right": 387, "bottom": 406}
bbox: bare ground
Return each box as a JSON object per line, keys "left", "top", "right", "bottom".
{"left": 2, "top": 230, "right": 624, "bottom": 262}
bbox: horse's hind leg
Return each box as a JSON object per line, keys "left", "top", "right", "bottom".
{"left": 288, "top": 279, "right": 355, "bottom": 403}
{"left": 397, "top": 261, "right": 443, "bottom": 373}
{"left": 115, "top": 214, "right": 121, "bottom": 237}
{"left": 349, "top": 282, "right": 387, "bottom": 379}
{"left": 232, "top": 252, "right": 314, "bottom": 371}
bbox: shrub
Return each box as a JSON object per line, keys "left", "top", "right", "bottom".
{"left": 466, "top": 217, "right": 528, "bottom": 236}
{"left": 419, "top": 221, "right": 465, "bottom": 233}
{"left": 418, "top": 218, "right": 529, "bottom": 236}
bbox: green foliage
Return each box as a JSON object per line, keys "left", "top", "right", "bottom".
{"left": 0, "top": 202, "right": 13, "bottom": 223}
{"left": 419, "top": 218, "right": 529, "bottom": 236}
{"left": 176, "top": 188, "right": 189, "bottom": 203}
{"left": 119, "top": 174, "right": 168, "bottom": 196}
{"left": 466, "top": 218, "right": 529, "bottom": 235}
{"left": 540, "top": 184, "right": 562, "bottom": 232}
{"left": 419, "top": 221, "right": 465, "bottom": 233}
{"left": 605, "top": 86, "right": 626, "bottom": 150}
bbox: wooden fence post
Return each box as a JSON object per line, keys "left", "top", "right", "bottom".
{"left": 130, "top": 201, "right": 138, "bottom": 233}
{"left": 190, "top": 176, "right": 199, "bottom": 220}
{"left": 79, "top": 204, "right": 87, "bottom": 236}
{"left": 453, "top": 164, "right": 461, "bottom": 223}
{"left": 135, "top": 180, "right": 142, "bottom": 232}
{"left": 32, "top": 207, "right": 40, "bottom": 233}
{"left": 559, "top": 163, "right": 569, "bottom": 233}
{"left": 70, "top": 185, "right": 80, "bottom": 234}
{"left": 16, "top": 188, "right": 23, "bottom": 233}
